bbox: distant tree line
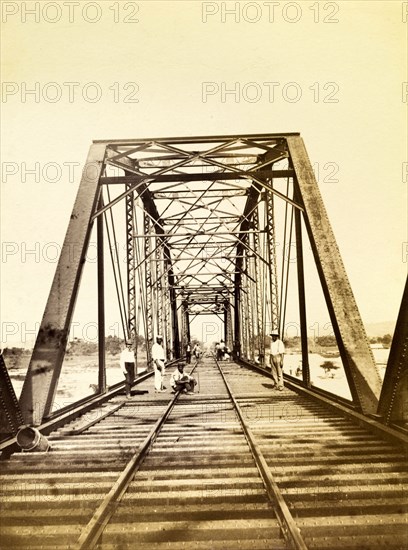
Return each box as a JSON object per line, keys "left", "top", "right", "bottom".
{"left": 284, "top": 334, "right": 392, "bottom": 349}
{"left": 66, "top": 335, "right": 147, "bottom": 356}
{"left": 1, "top": 332, "right": 393, "bottom": 360}
{"left": 369, "top": 334, "right": 392, "bottom": 346}
{"left": 1, "top": 347, "right": 30, "bottom": 368}
{"left": 284, "top": 335, "right": 337, "bottom": 349}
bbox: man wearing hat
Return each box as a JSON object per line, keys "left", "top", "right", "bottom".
{"left": 152, "top": 334, "right": 166, "bottom": 392}
{"left": 120, "top": 342, "right": 135, "bottom": 399}
{"left": 269, "top": 330, "right": 285, "bottom": 391}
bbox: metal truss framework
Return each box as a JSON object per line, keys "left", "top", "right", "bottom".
{"left": 18, "top": 133, "right": 390, "bottom": 428}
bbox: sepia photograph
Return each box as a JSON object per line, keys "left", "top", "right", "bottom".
{"left": 1, "top": 1, "right": 407, "bottom": 548}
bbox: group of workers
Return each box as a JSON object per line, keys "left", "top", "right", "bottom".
{"left": 120, "top": 335, "right": 197, "bottom": 397}
{"left": 185, "top": 342, "right": 201, "bottom": 364}
{"left": 120, "top": 330, "right": 286, "bottom": 397}
{"left": 215, "top": 340, "right": 230, "bottom": 361}
{"left": 151, "top": 335, "right": 197, "bottom": 393}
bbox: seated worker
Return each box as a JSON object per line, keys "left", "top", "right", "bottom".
{"left": 170, "top": 362, "right": 197, "bottom": 394}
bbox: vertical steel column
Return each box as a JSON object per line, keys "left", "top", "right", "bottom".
{"left": 97, "top": 196, "right": 106, "bottom": 393}
{"left": 241, "top": 291, "right": 248, "bottom": 359}
{"left": 144, "top": 212, "right": 153, "bottom": 369}
{"left": 156, "top": 239, "right": 163, "bottom": 334}
{"left": 294, "top": 182, "right": 310, "bottom": 386}
{"left": 265, "top": 190, "right": 280, "bottom": 332}
{"left": 234, "top": 238, "right": 244, "bottom": 358}
{"left": 252, "top": 207, "right": 265, "bottom": 363}
{"left": 242, "top": 240, "right": 250, "bottom": 358}
{"left": 227, "top": 302, "right": 233, "bottom": 350}
{"left": 246, "top": 258, "right": 254, "bottom": 361}
{"left": 125, "top": 186, "right": 136, "bottom": 344}
{"left": 233, "top": 282, "right": 241, "bottom": 358}
{"left": 163, "top": 262, "right": 172, "bottom": 360}
{"left": 287, "top": 136, "right": 381, "bottom": 414}
{"left": 185, "top": 306, "right": 191, "bottom": 345}
{"left": 377, "top": 277, "right": 408, "bottom": 425}
{"left": 223, "top": 301, "right": 229, "bottom": 345}
{"left": 19, "top": 143, "right": 106, "bottom": 425}
{"left": 181, "top": 299, "right": 189, "bottom": 355}
{"left": 170, "top": 284, "right": 181, "bottom": 358}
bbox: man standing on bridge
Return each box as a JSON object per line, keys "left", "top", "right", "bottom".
{"left": 270, "top": 330, "right": 285, "bottom": 391}
{"left": 120, "top": 342, "right": 135, "bottom": 399}
{"left": 152, "top": 335, "right": 166, "bottom": 393}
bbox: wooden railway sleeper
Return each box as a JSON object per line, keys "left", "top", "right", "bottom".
{"left": 74, "top": 361, "right": 199, "bottom": 550}
{"left": 215, "top": 358, "right": 308, "bottom": 550}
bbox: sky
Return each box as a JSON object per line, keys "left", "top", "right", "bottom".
{"left": 1, "top": 0, "right": 407, "bottom": 347}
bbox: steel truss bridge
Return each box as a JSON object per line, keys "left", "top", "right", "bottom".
{"left": 0, "top": 133, "right": 407, "bottom": 549}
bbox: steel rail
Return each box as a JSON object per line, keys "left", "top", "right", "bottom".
{"left": 215, "top": 358, "right": 308, "bottom": 550}
{"left": 1, "top": 359, "right": 177, "bottom": 454}
{"left": 64, "top": 402, "right": 127, "bottom": 436}
{"left": 3, "top": 357, "right": 406, "bottom": 548}
{"left": 237, "top": 357, "right": 408, "bottom": 450}
{"left": 74, "top": 361, "right": 199, "bottom": 550}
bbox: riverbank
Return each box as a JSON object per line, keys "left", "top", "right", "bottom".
{"left": 5, "top": 348, "right": 389, "bottom": 408}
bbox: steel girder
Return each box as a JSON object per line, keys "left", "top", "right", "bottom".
{"left": 0, "top": 353, "right": 24, "bottom": 437}
{"left": 19, "top": 143, "right": 106, "bottom": 425}
{"left": 125, "top": 185, "right": 136, "bottom": 345}
{"left": 97, "top": 196, "right": 106, "bottom": 393}
{"left": 163, "top": 267, "right": 172, "bottom": 360}
{"left": 181, "top": 299, "right": 190, "bottom": 355}
{"left": 243, "top": 242, "right": 251, "bottom": 360}
{"left": 144, "top": 212, "right": 154, "bottom": 367}
{"left": 245, "top": 237, "right": 254, "bottom": 361}
{"left": 223, "top": 300, "right": 232, "bottom": 347}
{"left": 235, "top": 181, "right": 264, "bottom": 361}
{"left": 156, "top": 240, "right": 164, "bottom": 335}
{"left": 293, "top": 188, "right": 311, "bottom": 387}
{"left": 265, "top": 190, "right": 280, "bottom": 332}
{"left": 377, "top": 277, "right": 408, "bottom": 425}
{"left": 287, "top": 136, "right": 381, "bottom": 414}
{"left": 252, "top": 207, "right": 265, "bottom": 363}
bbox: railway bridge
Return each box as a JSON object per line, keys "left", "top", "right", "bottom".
{"left": 1, "top": 133, "right": 407, "bottom": 549}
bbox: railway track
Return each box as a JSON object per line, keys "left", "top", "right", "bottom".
{"left": 0, "top": 357, "right": 406, "bottom": 549}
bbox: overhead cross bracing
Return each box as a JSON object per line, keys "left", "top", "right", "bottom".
{"left": 16, "top": 133, "right": 391, "bottom": 429}
{"left": 100, "top": 135, "right": 289, "bottom": 356}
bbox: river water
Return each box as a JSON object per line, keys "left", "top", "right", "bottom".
{"left": 7, "top": 348, "right": 389, "bottom": 410}
{"left": 284, "top": 348, "right": 389, "bottom": 400}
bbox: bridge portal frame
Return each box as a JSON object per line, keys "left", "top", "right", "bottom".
{"left": 18, "top": 134, "right": 385, "bottom": 427}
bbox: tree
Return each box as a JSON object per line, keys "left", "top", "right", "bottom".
{"left": 2, "top": 347, "right": 28, "bottom": 369}
{"left": 105, "top": 335, "right": 123, "bottom": 356}
{"left": 134, "top": 334, "right": 146, "bottom": 352}
{"left": 320, "top": 361, "right": 340, "bottom": 378}
{"left": 284, "top": 336, "right": 301, "bottom": 349}
{"left": 378, "top": 334, "right": 392, "bottom": 347}
{"left": 66, "top": 338, "right": 97, "bottom": 356}
{"left": 315, "top": 335, "right": 337, "bottom": 347}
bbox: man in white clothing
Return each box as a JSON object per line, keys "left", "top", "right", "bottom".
{"left": 152, "top": 335, "right": 166, "bottom": 392}
{"left": 170, "top": 361, "right": 196, "bottom": 394}
{"left": 269, "top": 330, "right": 285, "bottom": 391}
